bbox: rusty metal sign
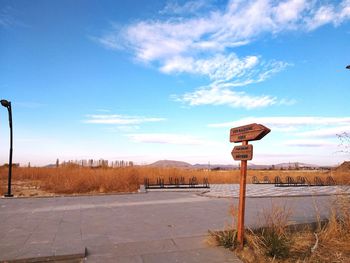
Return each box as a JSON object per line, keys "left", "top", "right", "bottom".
{"left": 231, "top": 144, "right": 253, "bottom": 161}
{"left": 230, "top": 123, "right": 270, "bottom": 143}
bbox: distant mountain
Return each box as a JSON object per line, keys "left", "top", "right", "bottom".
{"left": 193, "top": 164, "right": 237, "bottom": 170}
{"left": 44, "top": 164, "right": 57, "bottom": 168}
{"left": 248, "top": 163, "right": 271, "bottom": 169}
{"left": 147, "top": 160, "right": 325, "bottom": 170}
{"left": 148, "top": 160, "right": 192, "bottom": 168}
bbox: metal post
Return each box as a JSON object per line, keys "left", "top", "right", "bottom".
{"left": 2, "top": 101, "right": 13, "bottom": 197}
{"left": 237, "top": 140, "right": 248, "bottom": 247}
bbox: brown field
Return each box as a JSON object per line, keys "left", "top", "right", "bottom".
{"left": 0, "top": 165, "right": 349, "bottom": 197}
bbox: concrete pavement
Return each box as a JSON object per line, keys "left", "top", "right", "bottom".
{"left": 204, "top": 184, "right": 350, "bottom": 198}
{"left": 0, "top": 191, "right": 339, "bottom": 262}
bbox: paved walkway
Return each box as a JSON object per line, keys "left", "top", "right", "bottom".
{"left": 203, "top": 184, "right": 350, "bottom": 198}
{"left": 0, "top": 191, "right": 340, "bottom": 262}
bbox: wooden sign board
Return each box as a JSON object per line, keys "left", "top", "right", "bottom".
{"left": 230, "top": 123, "right": 270, "bottom": 143}
{"left": 231, "top": 144, "right": 253, "bottom": 161}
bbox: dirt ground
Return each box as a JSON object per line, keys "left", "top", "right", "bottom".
{"left": 0, "top": 180, "right": 55, "bottom": 197}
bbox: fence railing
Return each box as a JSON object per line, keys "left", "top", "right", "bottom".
{"left": 252, "top": 175, "right": 336, "bottom": 187}
{"left": 144, "top": 177, "right": 210, "bottom": 189}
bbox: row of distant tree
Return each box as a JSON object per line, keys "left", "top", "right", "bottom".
{"left": 54, "top": 159, "right": 134, "bottom": 168}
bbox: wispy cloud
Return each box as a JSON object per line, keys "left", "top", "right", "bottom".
{"left": 295, "top": 125, "right": 350, "bottom": 138}
{"left": 97, "top": 0, "right": 350, "bottom": 60}
{"left": 209, "top": 116, "right": 350, "bottom": 146}
{"left": 84, "top": 114, "right": 166, "bottom": 125}
{"left": 0, "top": 6, "right": 16, "bottom": 28}
{"left": 173, "top": 85, "right": 277, "bottom": 109}
{"left": 160, "top": 0, "right": 211, "bottom": 15}
{"left": 0, "top": 5, "right": 28, "bottom": 29}
{"left": 283, "top": 139, "right": 335, "bottom": 147}
{"left": 209, "top": 116, "right": 350, "bottom": 128}
{"left": 95, "top": 0, "right": 350, "bottom": 108}
{"left": 172, "top": 58, "right": 291, "bottom": 108}
{"left": 127, "top": 133, "right": 213, "bottom": 145}
{"left": 161, "top": 54, "right": 289, "bottom": 85}
{"left": 306, "top": 0, "right": 350, "bottom": 30}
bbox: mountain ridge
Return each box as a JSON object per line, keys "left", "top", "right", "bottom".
{"left": 148, "top": 160, "right": 332, "bottom": 169}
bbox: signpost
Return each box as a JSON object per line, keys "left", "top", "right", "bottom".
{"left": 230, "top": 123, "right": 270, "bottom": 247}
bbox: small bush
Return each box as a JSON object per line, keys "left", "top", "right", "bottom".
{"left": 209, "top": 229, "right": 238, "bottom": 249}
{"left": 260, "top": 228, "right": 290, "bottom": 258}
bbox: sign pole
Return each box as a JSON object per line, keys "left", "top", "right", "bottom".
{"left": 229, "top": 123, "right": 271, "bottom": 248}
{"left": 237, "top": 140, "right": 247, "bottom": 247}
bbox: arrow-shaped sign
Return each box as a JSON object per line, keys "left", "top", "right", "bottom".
{"left": 230, "top": 123, "right": 270, "bottom": 143}
{"left": 232, "top": 144, "right": 253, "bottom": 161}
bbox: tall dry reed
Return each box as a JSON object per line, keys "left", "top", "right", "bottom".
{"left": 0, "top": 166, "right": 347, "bottom": 195}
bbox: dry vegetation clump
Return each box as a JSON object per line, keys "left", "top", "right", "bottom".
{"left": 41, "top": 167, "right": 140, "bottom": 194}
{"left": 209, "top": 196, "right": 350, "bottom": 263}
{"left": 306, "top": 196, "right": 350, "bottom": 262}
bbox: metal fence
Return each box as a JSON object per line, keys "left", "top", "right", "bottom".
{"left": 144, "top": 176, "right": 210, "bottom": 189}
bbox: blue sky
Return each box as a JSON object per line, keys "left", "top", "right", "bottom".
{"left": 1, "top": 0, "right": 349, "bottom": 166}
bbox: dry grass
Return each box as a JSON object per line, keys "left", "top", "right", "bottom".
{"left": 0, "top": 166, "right": 140, "bottom": 195}
{"left": 209, "top": 196, "right": 350, "bottom": 263}
{"left": 0, "top": 166, "right": 348, "bottom": 196}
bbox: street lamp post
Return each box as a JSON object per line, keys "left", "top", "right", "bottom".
{"left": 1, "top": 99, "right": 14, "bottom": 197}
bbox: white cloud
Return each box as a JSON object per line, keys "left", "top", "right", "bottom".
{"left": 175, "top": 85, "right": 277, "bottom": 109}
{"left": 209, "top": 116, "right": 350, "bottom": 128}
{"left": 340, "top": 0, "right": 350, "bottom": 21}
{"left": 284, "top": 139, "right": 335, "bottom": 147}
{"left": 98, "top": 0, "right": 350, "bottom": 61}
{"left": 306, "top": 5, "right": 336, "bottom": 30}
{"left": 160, "top": 0, "right": 210, "bottom": 15}
{"left": 84, "top": 114, "right": 166, "bottom": 125}
{"left": 306, "top": 0, "right": 350, "bottom": 30}
{"left": 296, "top": 125, "right": 350, "bottom": 138}
{"left": 127, "top": 133, "right": 211, "bottom": 145}
{"left": 161, "top": 54, "right": 259, "bottom": 81}
{"left": 166, "top": 53, "right": 290, "bottom": 108}
{"left": 273, "top": 0, "right": 308, "bottom": 25}
{"left": 95, "top": 0, "right": 350, "bottom": 108}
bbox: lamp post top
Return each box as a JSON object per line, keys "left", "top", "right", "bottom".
{"left": 1, "top": 99, "right": 10, "bottom": 108}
